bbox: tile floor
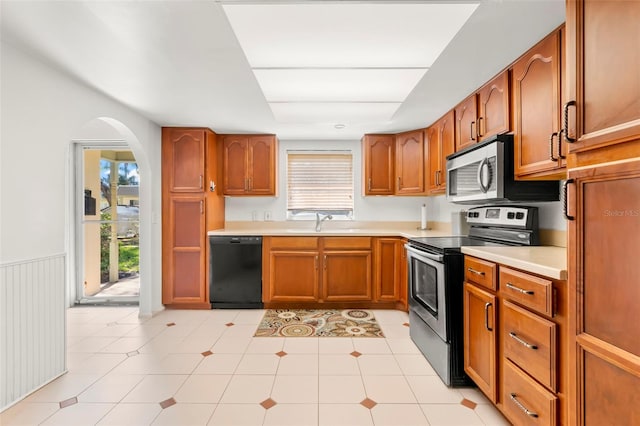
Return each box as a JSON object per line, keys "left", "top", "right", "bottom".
{"left": 0, "top": 307, "right": 511, "bottom": 425}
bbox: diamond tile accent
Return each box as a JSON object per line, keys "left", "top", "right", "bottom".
{"left": 403, "top": 322, "right": 410, "bottom": 327}
{"left": 59, "top": 397, "right": 78, "bottom": 409}
{"left": 260, "top": 398, "right": 277, "bottom": 410}
{"left": 127, "top": 350, "right": 140, "bottom": 357}
{"left": 350, "top": 351, "right": 362, "bottom": 358}
{"left": 166, "top": 322, "right": 176, "bottom": 327}
{"left": 201, "top": 350, "right": 213, "bottom": 357}
{"left": 159, "top": 397, "right": 177, "bottom": 409}
{"left": 275, "top": 351, "right": 288, "bottom": 358}
{"left": 360, "top": 398, "right": 377, "bottom": 409}
{"left": 461, "top": 398, "right": 478, "bottom": 410}
{"left": 225, "top": 322, "right": 235, "bottom": 327}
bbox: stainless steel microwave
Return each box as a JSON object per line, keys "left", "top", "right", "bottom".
{"left": 445, "top": 134, "right": 559, "bottom": 204}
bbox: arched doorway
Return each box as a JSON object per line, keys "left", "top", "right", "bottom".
{"left": 70, "top": 117, "right": 154, "bottom": 315}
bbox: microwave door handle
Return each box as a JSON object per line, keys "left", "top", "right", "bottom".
{"left": 477, "top": 158, "right": 490, "bottom": 193}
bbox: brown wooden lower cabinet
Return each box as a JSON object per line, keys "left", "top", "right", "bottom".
{"left": 464, "top": 255, "right": 568, "bottom": 425}
{"left": 262, "top": 236, "right": 405, "bottom": 309}
{"left": 463, "top": 281, "right": 498, "bottom": 402}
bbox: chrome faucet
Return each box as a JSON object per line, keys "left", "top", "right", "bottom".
{"left": 315, "top": 213, "right": 333, "bottom": 232}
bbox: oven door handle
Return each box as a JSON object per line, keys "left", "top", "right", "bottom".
{"left": 404, "top": 244, "right": 444, "bottom": 262}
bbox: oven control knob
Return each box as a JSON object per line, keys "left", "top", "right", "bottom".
{"left": 516, "top": 212, "right": 525, "bottom": 219}
{"left": 507, "top": 212, "right": 515, "bottom": 219}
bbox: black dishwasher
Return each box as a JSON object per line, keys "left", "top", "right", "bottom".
{"left": 209, "top": 236, "right": 263, "bottom": 309}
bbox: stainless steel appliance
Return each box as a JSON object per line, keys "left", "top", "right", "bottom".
{"left": 446, "top": 134, "right": 559, "bottom": 204}
{"left": 209, "top": 236, "right": 263, "bottom": 309}
{"left": 405, "top": 205, "right": 539, "bottom": 386}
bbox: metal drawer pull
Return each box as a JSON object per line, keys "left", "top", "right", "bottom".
{"left": 484, "top": 302, "right": 493, "bottom": 332}
{"left": 510, "top": 393, "right": 539, "bottom": 418}
{"left": 506, "top": 283, "right": 534, "bottom": 295}
{"left": 509, "top": 332, "right": 538, "bottom": 350}
{"left": 467, "top": 267, "right": 485, "bottom": 276}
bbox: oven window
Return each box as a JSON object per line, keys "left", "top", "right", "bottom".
{"left": 411, "top": 257, "right": 438, "bottom": 316}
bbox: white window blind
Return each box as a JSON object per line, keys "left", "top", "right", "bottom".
{"left": 287, "top": 151, "right": 353, "bottom": 217}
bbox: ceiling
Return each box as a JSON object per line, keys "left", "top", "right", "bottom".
{"left": 1, "top": 0, "right": 565, "bottom": 141}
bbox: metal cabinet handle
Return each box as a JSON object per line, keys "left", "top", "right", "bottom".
{"left": 470, "top": 121, "right": 476, "bottom": 141}
{"left": 549, "top": 132, "right": 559, "bottom": 161}
{"left": 510, "top": 393, "right": 539, "bottom": 418}
{"left": 368, "top": 178, "right": 372, "bottom": 192}
{"left": 506, "top": 282, "right": 534, "bottom": 295}
{"left": 248, "top": 177, "right": 252, "bottom": 191}
{"left": 397, "top": 176, "right": 402, "bottom": 189}
{"left": 315, "top": 255, "right": 318, "bottom": 270}
{"left": 509, "top": 332, "right": 538, "bottom": 350}
{"left": 477, "top": 116, "right": 483, "bottom": 138}
{"left": 200, "top": 200, "right": 204, "bottom": 214}
{"left": 199, "top": 174, "right": 203, "bottom": 189}
{"left": 323, "top": 255, "right": 327, "bottom": 269}
{"left": 468, "top": 267, "right": 485, "bottom": 276}
{"left": 563, "top": 101, "right": 576, "bottom": 143}
{"left": 484, "top": 302, "right": 493, "bottom": 331}
{"left": 563, "top": 179, "right": 575, "bottom": 221}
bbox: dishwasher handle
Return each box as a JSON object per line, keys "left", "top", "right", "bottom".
{"left": 209, "top": 236, "right": 262, "bottom": 245}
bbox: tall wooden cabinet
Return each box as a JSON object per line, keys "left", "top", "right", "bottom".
{"left": 162, "top": 128, "right": 223, "bottom": 308}
{"left": 395, "top": 130, "right": 426, "bottom": 194}
{"left": 513, "top": 28, "right": 566, "bottom": 179}
{"left": 564, "top": 2, "right": 640, "bottom": 424}
{"left": 223, "top": 135, "right": 277, "bottom": 196}
{"left": 426, "top": 110, "right": 455, "bottom": 194}
{"left": 362, "top": 134, "right": 395, "bottom": 195}
{"left": 373, "top": 237, "right": 407, "bottom": 310}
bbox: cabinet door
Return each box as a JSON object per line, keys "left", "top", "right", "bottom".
{"left": 463, "top": 282, "right": 497, "bottom": 402}
{"left": 438, "top": 111, "right": 455, "bottom": 191}
{"left": 513, "top": 30, "right": 564, "bottom": 178}
{"left": 248, "top": 136, "right": 276, "bottom": 195}
{"left": 163, "top": 195, "right": 206, "bottom": 305}
{"left": 363, "top": 135, "right": 395, "bottom": 195}
{"left": 396, "top": 130, "right": 425, "bottom": 194}
{"left": 268, "top": 251, "right": 319, "bottom": 302}
{"left": 568, "top": 159, "right": 640, "bottom": 425}
{"left": 426, "top": 125, "right": 441, "bottom": 194}
{"left": 322, "top": 251, "right": 372, "bottom": 302}
{"left": 478, "top": 71, "right": 510, "bottom": 142}
{"left": 455, "top": 94, "right": 478, "bottom": 152}
{"left": 163, "top": 128, "right": 205, "bottom": 193}
{"left": 223, "top": 136, "right": 248, "bottom": 195}
{"left": 374, "top": 238, "right": 402, "bottom": 301}
{"left": 566, "top": 0, "right": 640, "bottom": 152}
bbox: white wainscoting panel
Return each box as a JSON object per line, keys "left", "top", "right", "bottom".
{"left": 0, "top": 254, "right": 66, "bottom": 410}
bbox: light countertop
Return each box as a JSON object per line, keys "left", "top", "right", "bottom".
{"left": 461, "top": 246, "right": 567, "bottom": 280}
{"left": 207, "top": 221, "right": 453, "bottom": 240}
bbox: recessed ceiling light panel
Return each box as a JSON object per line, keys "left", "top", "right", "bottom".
{"left": 253, "top": 68, "right": 428, "bottom": 102}
{"left": 268, "top": 102, "right": 401, "bottom": 124}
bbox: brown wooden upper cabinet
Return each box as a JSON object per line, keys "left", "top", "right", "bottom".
{"left": 455, "top": 71, "right": 510, "bottom": 152}
{"left": 395, "top": 130, "right": 426, "bottom": 195}
{"left": 223, "top": 135, "right": 277, "bottom": 196}
{"left": 565, "top": 1, "right": 640, "bottom": 153}
{"left": 164, "top": 128, "right": 206, "bottom": 192}
{"left": 362, "top": 134, "right": 395, "bottom": 195}
{"left": 426, "top": 110, "right": 455, "bottom": 194}
{"left": 513, "top": 28, "right": 566, "bottom": 179}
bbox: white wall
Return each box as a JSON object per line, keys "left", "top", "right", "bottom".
{"left": 0, "top": 41, "right": 163, "bottom": 316}
{"left": 225, "top": 139, "right": 566, "bottom": 230}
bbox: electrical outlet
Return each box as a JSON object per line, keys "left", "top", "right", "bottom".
{"left": 264, "top": 211, "right": 272, "bottom": 221}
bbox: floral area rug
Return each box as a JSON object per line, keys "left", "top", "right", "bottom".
{"left": 255, "top": 309, "right": 384, "bottom": 337}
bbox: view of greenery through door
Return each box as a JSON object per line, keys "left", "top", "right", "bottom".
{"left": 81, "top": 149, "right": 140, "bottom": 300}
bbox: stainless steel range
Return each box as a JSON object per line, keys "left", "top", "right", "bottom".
{"left": 405, "top": 205, "right": 540, "bottom": 386}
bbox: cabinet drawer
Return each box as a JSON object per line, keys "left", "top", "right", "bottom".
{"left": 500, "top": 267, "right": 553, "bottom": 316}
{"left": 503, "top": 300, "right": 557, "bottom": 391}
{"left": 503, "top": 359, "right": 557, "bottom": 426}
{"left": 269, "top": 237, "right": 319, "bottom": 250}
{"left": 323, "top": 237, "right": 371, "bottom": 250}
{"left": 464, "top": 257, "right": 497, "bottom": 290}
